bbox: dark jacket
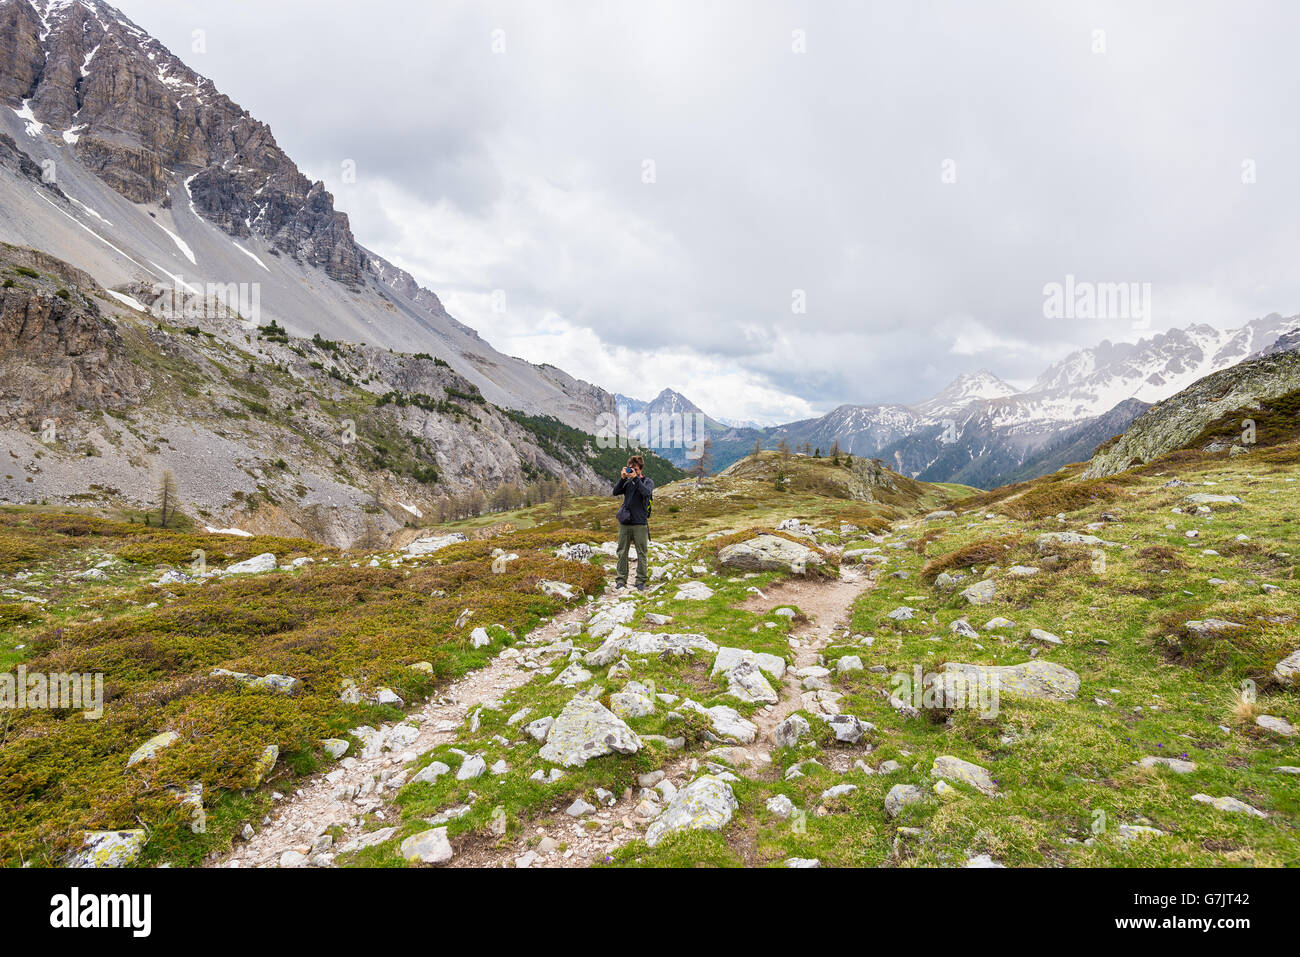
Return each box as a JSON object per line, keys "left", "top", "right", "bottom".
{"left": 612, "top": 475, "right": 654, "bottom": 526}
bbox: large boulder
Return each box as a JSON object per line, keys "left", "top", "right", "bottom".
{"left": 224, "top": 553, "right": 277, "bottom": 575}
{"left": 644, "top": 775, "right": 738, "bottom": 847}
{"left": 404, "top": 533, "right": 467, "bottom": 556}
{"left": 717, "top": 534, "right": 826, "bottom": 574}
{"left": 538, "top": 697, "right": 641, "bottom": 767}
{"left": 938, "top": 660, "right": 1081, "bottom": 702}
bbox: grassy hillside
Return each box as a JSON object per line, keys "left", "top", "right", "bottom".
{"left": 1, "top": 440, "right": 1296, "bottom": 870}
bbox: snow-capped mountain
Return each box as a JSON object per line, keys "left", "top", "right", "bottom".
{"left": 616, "top": 388, "right": 706, "bottom": 419}
{"left": 1003, "top": 314, "right": 1300, "bottom": 427}
{"left": 914, "top": 370, "right": 1020, "bottom": 419}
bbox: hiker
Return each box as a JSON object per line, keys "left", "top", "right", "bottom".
{"left": 612, "top": 455, "right": 654, "bottom": 590}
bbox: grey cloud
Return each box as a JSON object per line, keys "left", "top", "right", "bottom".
{"left": 114, "top": 0, "right": 1300, "bottom": 418}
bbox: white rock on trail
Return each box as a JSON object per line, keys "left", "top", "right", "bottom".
{"left": 724, "top": 659, "right": 779, "bottom": 704}
{"left": 674, "top": 581, "right": 715, "bottom": 601}
{"left": 680, "top": 700, "right": 759, "bottom": 744}
{"left": 716, "top": 534, "right": 826, "bottom": 574}
{"left": 588, "top": 602, "right": 637, "bottom": 639}
{"left": 772, "top": 714, "right": 810, "bottom": 749}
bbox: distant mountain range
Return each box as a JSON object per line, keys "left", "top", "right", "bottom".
{"left": 623, "top": 313, "right": 1300, "bottom": 488}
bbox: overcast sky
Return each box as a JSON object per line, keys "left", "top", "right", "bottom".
{"left": 114, "top": 0, "right": 1300, "bottom": 423}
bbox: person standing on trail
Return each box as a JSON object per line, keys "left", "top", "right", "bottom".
{"left": 612, "top": 455, "right": 654, "bottom": 591}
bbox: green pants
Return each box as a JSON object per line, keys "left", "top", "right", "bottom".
{"left": 617, "top": 524, "right": 650, "bottom": 587}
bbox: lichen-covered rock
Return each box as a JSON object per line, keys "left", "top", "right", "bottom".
{"left": 524, "top": 717, "right": 554, "bottom": 742}
{"left": 1139, "top": 756, "right": 1197, "bottom": 774}
{"left": 716, "top": 534, "right": 826, "bottom": 574}
{"left": 1035, "top": 532, "right": 1112, "bottom": 552}
{"left": 930, "top": 755, "right": 998, "bottom": 795}
{"left": 724, "top": 659, "right": 779, "bottom": 704}
{"left": 539, "top": 696, "right": 641, "bottom": 767}
{"left": 938, "top": 660, "right": 1081, "bottom": 702}
{"left": 644, "top": 775, "right": 738, "bottom": 847}
{"left": 68, "top": 829, "right": 147, "bottom": 868}
{"left": 1273, "top": 648, "right": 1300, "bottom": 683}
{"left": 410, "top": 761, "right": 451, "bottom": 786}
{"left": 538, "top": 580, "right": 577, "bottom": 601}
{"left": 400, "top": 827, "right": 453, "bottom": 865}
{"left": 961, "top": 580, "right": 997, "bottom": 605}
{"left": 1191, "top": 794, "right": 1267, "bottom": 818}
{"left": 823, "top": 713, "right": 868, "bottom": 745}
{"left": 885, "top": 784, "right": 924, "bottom": 818}
{"left": 127, "top": 731, "right": 178, "bottom": 767}
{"left": 772, "top": 714, "right": 810, "bottom": 749}
{"left": 249, "top": 744, "right": 279, "bottom": 787}
{"left": 610, "top": 691, "right": 656, "bottom": 719}
{"left": 1256, "top": 715, "right": 1295, "bottom": 737}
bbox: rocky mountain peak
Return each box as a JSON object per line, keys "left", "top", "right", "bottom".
{"left": 0, "top": 0, "right": 367, "bottom": 285}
